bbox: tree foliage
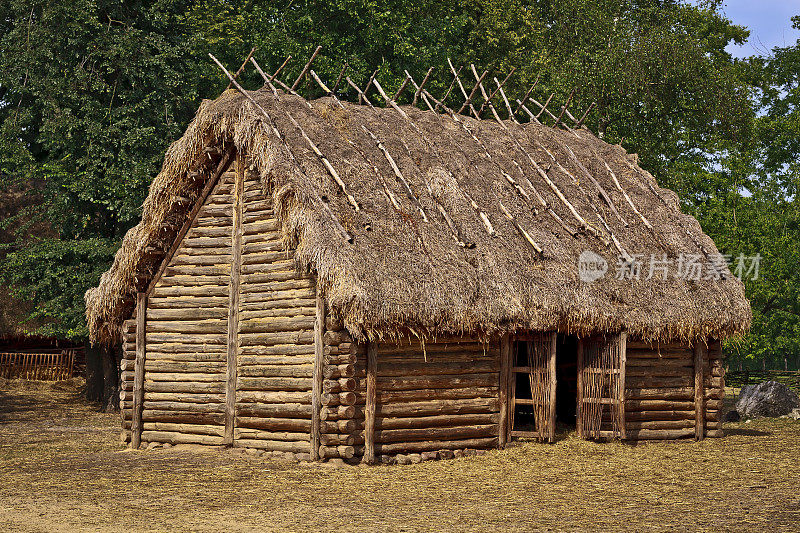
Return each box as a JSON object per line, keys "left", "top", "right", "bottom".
{"left": 0, "top": 0, "right": 793, "bottom": 369}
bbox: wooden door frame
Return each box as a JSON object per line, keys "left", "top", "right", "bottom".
{"left": 500, "top": 332, "right": 558, "bottom": 444}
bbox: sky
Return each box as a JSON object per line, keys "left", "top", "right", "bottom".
{"left": 716, "top": 1, "right": 800, "bottom": 57}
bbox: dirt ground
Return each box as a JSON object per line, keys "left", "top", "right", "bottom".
{"left": 0, "top": 380, "right": 798, "bottom": 532}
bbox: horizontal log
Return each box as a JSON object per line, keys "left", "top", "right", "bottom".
{"left": 239, "top": 307, "right": 316, "bottom": 320}
{"left": 320, "top": 391, "right": 357, "bottom": 406}
{"left": 375, "top": 424, "right": 497, "bottom": 444}
{"left": 150, "top": 285, "right": 229, "bottom": 298}
{"left": 322, "top": 378, "right": 358, "bottom": 393}
{"left": 237, "top": 390, "right": 312, "bottom": 404}
{"left": 236, "top": 402, "right": 312, "bottom": 419}
{"left": 143, "top": 401, "right": 224, "bottom": 413}
{"left": 376, "top": 413, "right": 499, "bottom": 430}
{"left": 143, "top": 392, "right": 225, "bottom": 403}
{"left": 145, "top": 372, "right": 225, "bottom": 383}
{"left": 144, "top": 382, "right": 226, "bottom": 393}
{"left": 238, "top": 364, "right": 314, "bottom": 378}
{"left": 321, "top": 419, "right": 360, "bottom": 433}
{"left": 240, "top": 250, "right": 292, "bottom": 264}
{"left": 239, "top": 331, "right": 314, "bottom": 346}
{"left": 323, "top": 330, "right": 352, "bottom": 345}
{"left": 237, "top": 346, "right": 314, "bottom": 359}
{"left": 323, "top": 364, "right": 355, "bottom": 379}
{"left": 320, "top": 405, "right": 358, "bottom": 421}
{"left": 377, "top": 360, "right": 499, "bottom": 377}
{"left": 157, "top": 274, "right": 231, "bottom": 287}
{"left": 235, "top": 417, "right": 311, "bottom": 432}
{"left": 235, "top": 427, "right": 309, "bottom": 442}
{"left": 243, "top": 220, "right": 279, "bottom": 234}
{"left": 626, "top": 349, "right": 692, "bottom": 360}
{"left": 377, "top": 373, "right": 497, "bottom": 391}
{"left": 624, "top": 429, "right": 694, "bottom": 440}
{"left": 241, "top": 270, "right": 307, "bottom": 285}
{"left": 318, "top": 445, "right": 359, "bottom": 459}
{"left": 376, "top": 398, "right": 499, "bottom": 417}
{"left": 626, "top": 358, "right": 693, "bottom": 368}
{"left": 626, "top": 367, "right": 694, "bottom": 378}
{"left": 142, "top": 422, "right": 224, "bottom": 436}
{"left": 146, "top": 320, "right": 228, "bottom": 334}
{"left": 240, "top": 279, "right": 313, "bottom": 293}
{"left": 378, "top": 387, "right": 499, "bottom": 403}
{"left": 185, "top": 227, "right": 232, "bottom": 239}
{"left": 140, "top": 431, "right": 224, "bottom": 446}
{"left": 170, "top": 255, "right": 231, "bottom": 266}
{"left": 143, "top": 349, "right": 226, "bottom": 360}
{"left": 240, "top": 259, "right": 295, "bottom": 275}
{"left": 147, "top": 308, "right": 228, "bottom": 320}
{"left": 324, "top": 353, "right": 358, "bottom": 365}
{"left": 374, "top": 437, "right": 497, "bottom": 454}
{"left": 237, "top": 377, "right": 312, "bottom": 392}
{"left": 146, "top": 333, "right": 227, "bottom": 345}
{"left": 142, "top": 410, "right": 225, "bottom": 425}
{"left": 235, "top": 439, "right": 310, "bottom": 453}
{"left": 626, "top": 376, "right": 693, "bottom": 388}
{"left": 238, "top": 316, "right": 315, "bottom": 334}
{"left": 320, "top": 433, "right": 363, "bottom": 446}
{"left": 143, "top": 361, "right": 226, "bottom": 374}
{"left": 240, "top": 289, "right": 315, "bottom": 305}
{"left": 624, "top": 419, "right": 694, "bottom": 430}
{"left": 625, "top": 400, "right": 695, "bottom": 411}
{"left": 148, "top": 296, "right": 229, "bottom": 309}
{"left": 624, "top": 410, "right": 696, "bottom": 421}
{"left": 240, "top": 297, "right": 316, "bottom": 312}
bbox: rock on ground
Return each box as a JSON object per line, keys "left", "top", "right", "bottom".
{"left": 736, "top": 381, "right": 800, "bottom": 418}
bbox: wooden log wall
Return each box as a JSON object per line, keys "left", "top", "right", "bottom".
{"left": 318, "top": 319, "right": 367, "bottom": 461}
{"left": 120, "top": 318, "right": 136, "bottom": 443}
{"left": 623, "top": 339, "right": 724, "bottom": 440}
{"left": 370, "top": 338, "right": 501, "bottom": 459}
{"left": 137, "top": 169, "right": 236, "bottom": 447}
{"left": 233, "top": 168, "right": 315, "bottom": 454}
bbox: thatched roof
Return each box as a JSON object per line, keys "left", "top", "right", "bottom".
{"left": 85, "top": 88, "right": 750, "bottom": 345}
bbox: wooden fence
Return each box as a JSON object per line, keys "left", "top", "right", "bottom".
{"left": 0, "top": 349, "right": 77, "bottom": 380}
{"left": 726, "top": 370, "right": 800, "bottom": 393}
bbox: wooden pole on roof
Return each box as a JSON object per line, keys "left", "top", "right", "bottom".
{"left": 215, "top": 53, "right": 354, "bottom": 244}
{"left": 457, "top": 67, "right": 489, "bottom": 117}
{"left": 392, "top": 74, "right": 410, "bottom": 102}
{"left": 291, "top": 45, "right": 322, "bottom": 91}
{"left": 495, "top": 80, "right": 518, "bottom": 124}
{"left": 513, "top": 75, "right": 540, "bottom": 116}
{"left": 575, "top": 102, "right": 596, "bottom": 128}
{"left": 331, "top": 62, "right": 348, "bottom": 94}
{"left": 438, "top": 64, "right": 462, "bottom": 111}
{"left": 359, "top": 69, "right": 378, "bottom": 105}
{"left": 270, "top": 55, "right": 292, "bottom": 82}
{"left": 225, "top": 47, "right": 257, "bottom": 91}
{"left": 412, "top": 67, "right": 433, "bottom": 107}
{"left": 552, "top": 88, "right": 576, "bottom": 129}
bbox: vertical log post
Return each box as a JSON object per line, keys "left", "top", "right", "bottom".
{"left": 224, "top": 156, "right": 244, "bottom": 446}
{"left": 576, "top": 338, "right": 584, "bottom": 439}
{"left": 365, "top": 341, "right": 377, "bottom": 464}
{"left": 311, "top": 292, "right": 326, "bottom": 460}
{"left": 694, "top": 341, "right": 706, "bottom": 441}
{"left": 131, "top": 292, "right": 147, "bottom": 449}
{"left": 499, "top": 335, "right": 511, "bottom": 447}
{"left": 547, "top": 332, "right": 557, "bottom": 442}
{"left": 618, "top": 332, "right": 627, "bottom": 440}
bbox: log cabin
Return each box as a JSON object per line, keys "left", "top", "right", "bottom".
{"left": 85, "top": 72, "right": 750, "bottom": 463}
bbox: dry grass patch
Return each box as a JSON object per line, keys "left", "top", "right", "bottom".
{"left": 1, "top": 380, "right": 798, "bottom": 532}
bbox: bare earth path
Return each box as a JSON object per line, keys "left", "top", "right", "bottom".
{"left": 0, "top": 380, "right": 798, "bottom": 532}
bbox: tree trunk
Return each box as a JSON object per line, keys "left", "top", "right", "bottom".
{"left": 85, "top": 341, "right": 121, "bottom": 411}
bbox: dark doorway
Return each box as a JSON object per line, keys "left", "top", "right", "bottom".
{"left": 555, "top": 334, "right": 578, "bottom": 427}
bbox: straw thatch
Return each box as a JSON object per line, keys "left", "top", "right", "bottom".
{"left": 85, "top": 88, "right": 750, "bottom": 345}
